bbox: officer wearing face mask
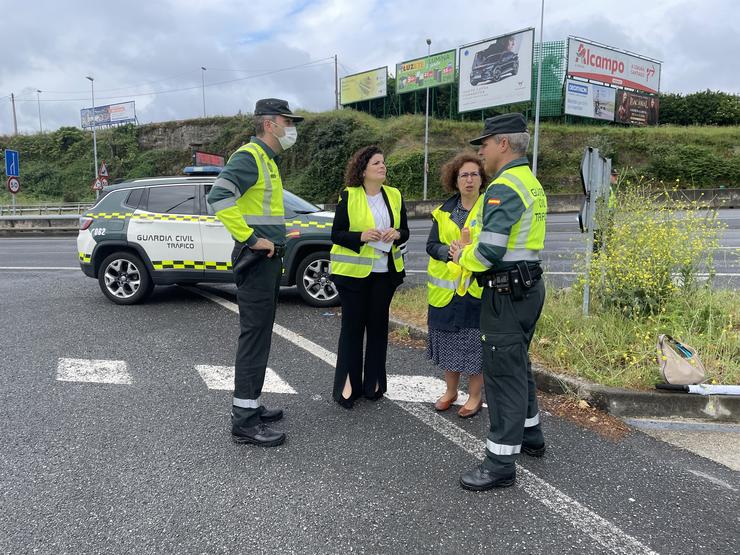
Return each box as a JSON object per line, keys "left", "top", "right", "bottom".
{"left": 207, "top": 98, "right": 302, "bottom": 447}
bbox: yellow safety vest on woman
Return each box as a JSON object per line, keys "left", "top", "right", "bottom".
{"left": 427, "top": 195, "right": 484, "bottom": 307}
{"left": 330, "top": 185, "right": 404, "bottom": 278}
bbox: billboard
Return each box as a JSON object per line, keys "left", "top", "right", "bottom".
{"left": 81, "top": 101, "right": 136, "bottom": 128}
{"left": 564, "top": 78, "right": 616, "bottom": 121}
{"left": 396, "top": 50, "right": 456, "bottom": 94}
{"left": 340, "top": 67, "right": 388, "bottom": 105}
{"left": 458, "top": 28, "right": 534, "bottom": 113}
{"left": 615, "top": 90, "right": 659, "bottom": 126}
{"left": 567, "top": 37, "right": 661, "bottom": 94}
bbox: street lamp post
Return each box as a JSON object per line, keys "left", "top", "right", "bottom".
{"left": 36, "top": 89, "right": 42, "bottom": 133}
{"left": 422, "top": 38, "right": 431, "bottom": 201}
{"left": 86, "top": 76, "right": 99, "bottom": 198}
{"left": 201, "top": 67, "right": 207, "bottom": 117}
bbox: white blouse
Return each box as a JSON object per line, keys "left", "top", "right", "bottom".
{"left": 366, "top": 191, "right": 390, "bottom": 273}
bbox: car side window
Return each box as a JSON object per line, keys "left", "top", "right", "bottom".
{"left": 145, "top": 185, "right": 196, "bottom": 215}
{"left": 123, "top": 188, "right": 144, "bottom": 209}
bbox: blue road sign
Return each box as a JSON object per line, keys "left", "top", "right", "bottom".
{"left": 5, "top": 149, "right": 20, "bottom": 177}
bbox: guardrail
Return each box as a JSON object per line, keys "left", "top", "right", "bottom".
{"left": 0, "top": 203, "right": 92, "bottom": 216}
{"left": 0, "top": 214, "right": 81, "bottom": 235}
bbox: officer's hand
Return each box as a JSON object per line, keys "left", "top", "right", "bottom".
{"left": 380, "top": 228, "right": 400, "bottom": 242}
{"left": 251, "top": 238, "right": 275, "bottom": 257}
{"left": 450, "top": 244, "right": 462, "bottom": 263}
{"left": 361, "top": 229, "right": 381, "bottom": 242}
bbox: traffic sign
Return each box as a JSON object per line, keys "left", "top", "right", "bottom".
{"left": 92, "top": 178, "right": 103, "bottom": 191}
{"left": 100, "top": 178, "right": 109, "bottom": 187}
{"left": 7, "top": 176, "right": 21, "bottom": 194}
{"left": 5, "top": 149, "right": 19, "bottom": 177}
{"left": 99, "top": 160, "right": 108, "bottom": 178}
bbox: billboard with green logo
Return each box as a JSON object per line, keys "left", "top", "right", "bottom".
{"left": 396, "top": 50, "right": 456, "bottom": 94}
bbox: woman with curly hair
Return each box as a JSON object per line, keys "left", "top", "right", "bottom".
{"left": 330, "top": 145, "right": 410, "bottom": 409}
{"left": 426, "top": 152, "right": 487, "bottom": 417}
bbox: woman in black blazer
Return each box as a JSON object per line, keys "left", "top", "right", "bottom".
{"left": 330, "top": 146, "right": 410, "bottom": 409}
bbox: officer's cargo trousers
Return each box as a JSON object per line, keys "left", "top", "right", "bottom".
{"left": 231, "top": 244, "right": 282, "bottom": 427}
{"left": 480, "top": 279, "right": 545, "bottom": 472}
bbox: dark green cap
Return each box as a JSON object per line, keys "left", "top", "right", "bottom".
{"left": 254, "top": 98, "right": 304, "bottom": 122}
{"left": 470, "top": 113, "right": 528, "bottom": 145}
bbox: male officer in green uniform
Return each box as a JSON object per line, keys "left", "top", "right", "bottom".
{"left": 207, "top": 98, "right": 302, "bottom": 447}
{"left": 451, "top": 113, "right": 547, "bottom": 490}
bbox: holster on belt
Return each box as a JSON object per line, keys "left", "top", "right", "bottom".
{"left": 477, "top": 263, "right": 542, "bottom": 299}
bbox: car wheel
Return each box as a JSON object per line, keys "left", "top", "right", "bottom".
{"left": 470, "top": 77, "right": 479, "bottom": 86}
{"left": 295, "top": 251, "right": 339, "bottom": 308}
{"left": 512, "top": 62, "right": 519, "bottom": 76}
{"left": 492, "top": 68, "right": 502, "bottom": 82}
{"left": 98, "top": 252, "right": 154, "bottom": 305}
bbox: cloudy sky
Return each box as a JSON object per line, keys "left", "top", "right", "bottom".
{"left": 2, "top": 0, "right": 737, "bottom": 135}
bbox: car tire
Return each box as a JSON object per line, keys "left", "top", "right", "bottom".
{"left": 492, "top": 68, "right": 502, "bottom": 82}
{"left": 512, "top": 61, "right": 519, "bottom": 76}
{"left": 98, "top": 252, "right": 154, "bottom": 305}
{"left": 295, "top": 251, "right": 339, "bottom": 308}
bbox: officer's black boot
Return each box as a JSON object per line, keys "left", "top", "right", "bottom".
{"left": 231, "top": 406, "right": 285, "bottom": 447}
{"left": 258, "top": 406, "right": 284, "bottom": 423}
{"left": 460, "top": 464, "right": 516, "bottom": 491}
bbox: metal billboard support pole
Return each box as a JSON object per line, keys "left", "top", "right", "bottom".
{"left": 422, "top": 38, "right": 431, "bottom": 201}
{"left": 36, "top": 90, "right": 43, "bottom": 133}
{"left": 86, "top": 76, "right": 99, "bottom": 199}
{"left": 532, "top": 0, "right": 545, "bottom": 176}
{"left": 201, "top": 67, "right": 207, "bottom": 117}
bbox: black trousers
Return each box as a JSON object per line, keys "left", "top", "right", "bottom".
{"left": 480, "top": 279, "right": 546, "bottom": 472}
{"left": 232, "top": 244, "right": 282, "bottom": 427}
{"left": 333, "top": 272, "right": 397, "bottom": 401}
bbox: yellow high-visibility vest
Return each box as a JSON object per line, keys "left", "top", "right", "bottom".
{"left": 330, "top": 185, "right": 404, "bottom": 278}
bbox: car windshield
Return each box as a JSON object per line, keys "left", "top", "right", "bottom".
{"left": 284, "top": 189, "right": 320, "bottom": 215}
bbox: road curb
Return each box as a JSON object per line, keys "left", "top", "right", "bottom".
{"left": 388, "top": 316, "right": 739, "bottom": 422}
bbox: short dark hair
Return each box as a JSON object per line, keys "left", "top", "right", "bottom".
{"left": 344, "top": 145, "right": 383, "bottom": 187}
{"left": 440, "top": 152, "right": 487, "bottom": 194}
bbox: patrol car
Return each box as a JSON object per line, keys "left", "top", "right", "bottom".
{"left": 77, "top": 172, "right": 338, "bottom": 307}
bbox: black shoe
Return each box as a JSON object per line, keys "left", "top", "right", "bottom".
{"left": 460, "top": 465, "right": 516, "bottom": 491}
{"left": 260, "top": 406, "right": 283, "bottom": 423}
{"left": 522, "top": 443, "right": 546, "bottom": 457}
{"left": 232, "top": 423, "right": 286, "bottom": 447}
{"left": 335, "top": 396, "right": 354, "bottom": 410}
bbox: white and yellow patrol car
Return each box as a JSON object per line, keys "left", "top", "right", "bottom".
{"left": 77, "top": 174, "right": 337, "bottom": 307}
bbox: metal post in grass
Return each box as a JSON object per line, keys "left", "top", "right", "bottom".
{"left": 423, "top": 38, "right": 432, "bottom": 201}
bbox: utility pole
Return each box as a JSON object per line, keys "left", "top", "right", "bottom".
{"left": 201, "top": 67, "right": 207, "bottom": 117}
{"left": 86, "top": 76, "right": 99, "bottom": 198}
{"left": 532, "top": 0, "right": 545, "bottom": 176}
{"left": 334, "top": 55, "right": 339, "bottom": 110}
{"left": 422, "top": 38, "right": 431, "bottom": 201}
{"left": 10, "top": 93, "right": 18, "bottom": 136}
{"left": 36, "top": 90, "right": 43, "bottom": 133}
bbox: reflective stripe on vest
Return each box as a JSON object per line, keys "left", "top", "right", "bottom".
{"left": 427, "top": 195, "right": 484, "bottom": 307}
{"left": 228, "top": 142, "right": 285, "bottom": 223}
{"left": 330, "top": 185, "right": 404, "bottom": 278}
{"left": 492, "top": 167, "right": 547, "bottom": 259}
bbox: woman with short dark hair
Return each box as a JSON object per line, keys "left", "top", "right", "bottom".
{"left": 427, "top": 152, "right": 488, "bottom": 417}
{"left": 330, "top": 146, "right": 410, "bottom": 409}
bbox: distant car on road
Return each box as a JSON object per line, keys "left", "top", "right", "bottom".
{"left": 469, "top": 48, "right": 519, "bottom": 86}
{"left": 77, "top": 172, "right": 338, "bottom": 307}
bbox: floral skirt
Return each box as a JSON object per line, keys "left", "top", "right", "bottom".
{"left": 426, "top": 327, "right": 483, "bottom": 375}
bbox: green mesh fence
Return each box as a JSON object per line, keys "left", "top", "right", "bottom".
{"left": 531, "top": 40, "right": 567, "bottom": 117}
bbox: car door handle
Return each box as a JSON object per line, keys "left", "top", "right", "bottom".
{"left": 137, "top": 219, "right": 154, "bottom": 224}
{"left": 205, "top": 223, "right": 222, "bottom": 227}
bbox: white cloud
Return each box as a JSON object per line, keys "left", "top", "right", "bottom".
{"left": 2, "top": 0, "right": 737, "bottom": 135}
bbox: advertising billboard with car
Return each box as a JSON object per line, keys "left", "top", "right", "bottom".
{"left": 458, "top": 28, "right": 534, "bottom": 113}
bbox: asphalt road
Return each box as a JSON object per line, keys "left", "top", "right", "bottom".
{"left": 1, "top": 270, "right": 738, "bottom": 553}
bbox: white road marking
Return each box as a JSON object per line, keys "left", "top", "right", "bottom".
{"left": 193, "top": 285, "right": 658, "bottom": 554}
{"left": 57, "top": 357, "right": 131, "bottom": 384}
{"left": 687, "top": 470, "right": 738, "bottom": 492}
{"left": 195, "top": 365, "right": 297, "bottom": 394}
{"left": 0, "top": 266, "right": 79, "bottom": 270}
{"left": 397, "top": 402, "right": 658, "bottom": 555}
{"left": 387, "top": 374, "right": 489, "bottom": 407}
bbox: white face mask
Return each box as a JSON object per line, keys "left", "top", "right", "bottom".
{"left": 270, "top": 121, "right": 298, "bottom": 150}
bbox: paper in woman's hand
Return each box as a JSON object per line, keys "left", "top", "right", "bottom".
{"left": 368, "top": 240, "right": 392, "bottom": 252}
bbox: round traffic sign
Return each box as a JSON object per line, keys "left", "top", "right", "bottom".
{"left": 7, "top": 176, "right": 20, "bottom": 194}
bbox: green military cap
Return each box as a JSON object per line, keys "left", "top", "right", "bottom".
{"left": 254, "top": 98, "right": 304, "bottom": 122}
{"left": 470, "top": 113, "right": 528, "bottom": 145}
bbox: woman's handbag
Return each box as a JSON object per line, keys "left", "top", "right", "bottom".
{"left": 657, "top": 334, "right": 705, "bottom": 385}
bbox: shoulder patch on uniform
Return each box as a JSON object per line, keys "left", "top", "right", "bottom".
{"left": 487, "top": 198, "right": 501, "bottom": 205}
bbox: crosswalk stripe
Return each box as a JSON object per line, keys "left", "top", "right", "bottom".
{"left": 195, "top": 365, "right": 297, "bottom": 394}
{"left": 386, "top": 374, "right": 487, "bottom": 407}
{"left": 57, "top": 357, "right": 131, "bottom": 384}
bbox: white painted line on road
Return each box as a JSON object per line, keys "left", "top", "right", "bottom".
{"left": 687, "top": 470, "right": 738, "bottom": 492}
{"left": 194, "top": 285, "right": 658, "bottom": 554}
{"left": 397, "top": 402, "right": 658, "bottom": 555}
{"left": 0, "top": 266, "right": 79, "bottom": 270}
{"left": 387, "top": 374, "right": 488, "bottom": 407}
{"left": 57, "top": 357, "right": 131, "bottom": 384}
{"left": 196, "top": 365, "right": 297, "bottom": 394}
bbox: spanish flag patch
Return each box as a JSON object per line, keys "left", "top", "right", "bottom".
{"left": 487, "top": 198, "right": 501, "bottom": 205}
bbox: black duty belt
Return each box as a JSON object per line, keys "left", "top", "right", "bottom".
{"left": 274, "top": 244, "right": 286, "bottom": 257}
{"left": 481, "top": 263, "right": 542, "bottom": 295}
